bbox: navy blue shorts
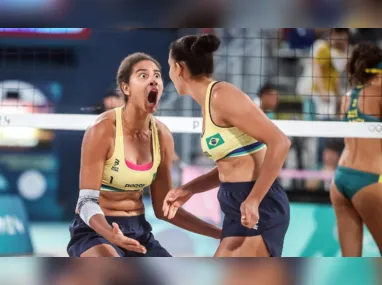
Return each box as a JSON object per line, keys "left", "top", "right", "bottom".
{"left": 67, "top": 214, "right": 171, "bottom": 257}
{"left": 218, "top": 180, "right": 290, "bottom": 257}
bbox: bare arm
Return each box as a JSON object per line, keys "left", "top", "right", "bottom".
{"left": 213, "top": 83, "right": 291, "bottom": 204}
{"left": 78, "top": 117, "right": 115, "bottom": 241}
{"left": 150, "top": 123, "right": 221, "bottom": 239}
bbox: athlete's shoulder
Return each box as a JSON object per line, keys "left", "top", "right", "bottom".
{"left": 85, "top": 109, "right": 116, "bottom": 139}
{"left": 363, "top": 84, "right": 382, "bottom": 105}
{"left": 211, "top": 81, "right": 247, "bottom": 103}
{"left": 364, "top": 83, "right": 382, "bottom": 94}
{"left": 215, "top": 80, "right": 243, "bottom": 92}
{"left": 210, "top": 81, "right": 258, "bottom": 117}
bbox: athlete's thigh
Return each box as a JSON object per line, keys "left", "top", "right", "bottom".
{"left": 352, "top": 183, "right": 382, "bottom": 252}
{"left": 330, "top": 182, "right": 363, "bottom": 256}
{"left": 124, "top": 233, "right": 172, "bottom": 257}
{"left": 81, "top": 244, "right": 122, "bottom": 257}
{"left": 214, "top": 236, "right": 269, "bottom": 257}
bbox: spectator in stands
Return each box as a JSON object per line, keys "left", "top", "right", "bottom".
{"left": 256, "top": 83, "right": 279, "bottom": 119}
{"left": 93, "top": 87, "right": 125, "bottom": 114}
{"left": 281, "top": 29, "right": 316, "bottom": 50}
{"left": 297, "top": 28, "right": 350, "bottom": 121}
{"left": 279, "top": 29, "right": 328, "bottom": 50}
{"left": 104, "top": 89, "right": 125, "bottom": 111}
{"left": 297, "top": 28, "right": 350, "bottom": 169}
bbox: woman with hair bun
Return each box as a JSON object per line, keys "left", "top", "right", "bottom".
{"left": 163, "top": 34, "right": 291, "bottom": 257}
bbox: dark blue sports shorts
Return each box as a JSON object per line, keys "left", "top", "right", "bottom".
{"left": 218, "top": 180, "right": 290, "bottom": 257}
{"left": 67, "top": 214, "right": 171, "bottom": 257}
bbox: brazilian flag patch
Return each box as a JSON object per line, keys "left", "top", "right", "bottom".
{"left": 206, "top": 133, "right": 225, "bottom": 150}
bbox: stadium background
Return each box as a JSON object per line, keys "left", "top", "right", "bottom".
{"left": 0, "top": 28, "right": 381, "bottom": 258}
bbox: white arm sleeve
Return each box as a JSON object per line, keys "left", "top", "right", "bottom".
{"left": 76, "top": 189, "right": 104, "bottom": 226}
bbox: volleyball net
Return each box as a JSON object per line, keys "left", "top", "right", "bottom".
{"left": 0, "top": 113, "right": 381, "bottom": 138}
{"left": 0, "top": 28, "right": 381, "bottom": 207}
{"left": 1, "top": 28, "right": 382, "bottom": 257}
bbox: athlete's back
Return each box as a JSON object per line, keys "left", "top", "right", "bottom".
{"left": 340, "top": 84, "right": 382, "bottom": 173}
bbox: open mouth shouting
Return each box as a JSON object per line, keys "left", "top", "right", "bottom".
{"left": 146, "top": 87, "right": 159, "bottom": 111}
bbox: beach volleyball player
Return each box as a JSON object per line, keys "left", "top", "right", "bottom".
{"left": 331, "top": 42, "right": 382, "bottom": 256}
{"left": 163, "top": 34, "right": 291, "bottom": 257}
{"left": 67, "top": 52, "right": 221, "bottom": 257}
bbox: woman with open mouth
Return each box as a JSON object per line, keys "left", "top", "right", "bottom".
{"left": 67, "top": 52, "right": 221, "bottom": 257}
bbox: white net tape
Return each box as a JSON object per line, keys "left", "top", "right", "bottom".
{"left": 0, "top": 113, "right": 381, "bottom": 138}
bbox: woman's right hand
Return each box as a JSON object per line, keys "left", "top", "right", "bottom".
{"left": 111, "top": 223, "right": 147, "bottom": 254}
{"left": 162, "top": 187, "right": 193, "bottom": 219}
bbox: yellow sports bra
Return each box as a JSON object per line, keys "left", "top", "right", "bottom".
{"left": 100, "top": 107, "right": 161, "bottom": 192}
{"left": 201, "top": 81, "right": 266, "bottom": 162}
